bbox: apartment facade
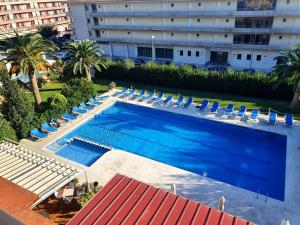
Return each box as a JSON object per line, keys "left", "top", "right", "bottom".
{"left": 69, "top": 0, "right": 300, "bottom": 71}
{"left": 0, "top": 0, "right": 70, "bottom": 39}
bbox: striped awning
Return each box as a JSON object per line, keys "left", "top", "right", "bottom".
{"left": 0, "top": 140, "right": 82, "bottom": 207}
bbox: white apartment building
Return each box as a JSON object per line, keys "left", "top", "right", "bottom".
{"left": 69, "top": 0, "right": 300, "bottom": 71}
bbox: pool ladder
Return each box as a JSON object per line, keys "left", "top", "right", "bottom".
{"left": 256, "top": 189, "right": 269, "bottom": 203}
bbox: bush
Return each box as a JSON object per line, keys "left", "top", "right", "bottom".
{"left": 0, "top": 117, "right": 18, "bottom": 141}
{"left": 0, "top": 72, "right": 35, "bottom": 138}
{"left": 61, "top": 78, "right": 96, "bottom": 106}
{"left": 97, "top": 61, "right": 294, "bottom": 101}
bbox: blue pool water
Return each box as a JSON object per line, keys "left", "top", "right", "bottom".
{"left": 49, "top": 102, "right": 287, "bottom": 200}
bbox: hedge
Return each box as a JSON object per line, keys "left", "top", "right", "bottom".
{"left": 0, "top": 117, "right": 18, "bottom": 141}
{"left": 96, "top": 60, "right": 294, "bottom": 101}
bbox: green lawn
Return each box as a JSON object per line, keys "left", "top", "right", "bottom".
{"left": 28, "top": 78, "right": 300, "bottom": 120}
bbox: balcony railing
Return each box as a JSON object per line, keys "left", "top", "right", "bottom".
{"left": 233, "top": 40, "right": 269, "bottom": 45}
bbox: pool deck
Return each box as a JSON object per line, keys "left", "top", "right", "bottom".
{"left": 20, "top": 90, "right": 300, "bottom": 225}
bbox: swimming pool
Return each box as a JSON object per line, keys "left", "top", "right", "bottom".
{"left": 48, "top": 101, "right": 287, "bottom": 201}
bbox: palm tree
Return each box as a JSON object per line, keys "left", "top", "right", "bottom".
{"left": 4, "top": 32, "right": 57, "bottom": 107}
{"left": 65, "top": 40, "right": 107, "bottom": 81}
{"left": 274, "top": 44, "right": 300, "bottom": 109}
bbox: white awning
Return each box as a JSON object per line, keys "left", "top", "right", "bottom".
{"left": 0, "top": 140, "right": 82, "bottom": 207}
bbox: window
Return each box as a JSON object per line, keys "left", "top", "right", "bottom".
{"left": 226, "top": 18, "right": 229, "bottom": 22}
{"left": 180, "top": 50, "right": 183, "bottom": 56}
{"left": 197, "top": 18, "right": 200, "bottom": 22}
{"left": 188, "top": 51, "right": 191, "bottom": 56}
{"left": 283, "top": 18, "right": 286, "bottom": 22}
{"left": 126, "top": 18, "right": 129, "bottom": 22}
{"left": 227, "top": 2, "right": 231, "bottom": 5}
{"left": 127, "top": 31, "right": 131, "bottom": 35}
{"left": 286, "top": 0, "right": 290, "bottom": 3}
{"left": 125, "top": 4, "right": 128, "bottom": 7}
{"left": 155, "top": 48, "right": 173, "bottom": 59}
{"left": 279, "top": 35, "right": 282, "bottom": 39}
{"left": 100, "top": 18, "right": 103, "bottom": 21}
{"left": 171, "top": 33, "right": 174, "bottom": 36}
{"left": 256, "top": 55, "right": 262, "bottom": 61}
{"left": 93, "top": 17, "right": 99, "bottom": 25}
{"left": 224, "top": 34, "right": 228, "bottom": 38}
{"left": 237, "top": 54, "right": 242, "bottom": 60}
{"left": 91, "top": 4, "right": 97, "bottom": 12}
{"left": 171, "top": 3, "right": 174, "bottom": 7}
{"left": 196, "top": 51, "right": 200, "bottom": 57}
{"left": 138, "top": 47, "right": 152, "bottom": 57}
{"left": 171, "top": 18, "right": 174, "bottom": 22}
{"left": 89, "top": 31, "right": 92, "bottom": 36}
{"left": 101, "top": 30, "right": 104, "bottom": 34}
{"left": 196, "top": 33, "right": 199, "bottom": 37}
{"left": 246, "top": 54, "right": 251, "bottom": 60}
{"left": 95, "top": 30, "right": 100, "bottom": 37}
{"left": 87, "top": 18, "right": 90, "bottom": 24}
{"left": 198, "top": 2, "right": 202, "bottom": 6}
{"left": 84, "top": 5, "right": 89, "bottom": 11}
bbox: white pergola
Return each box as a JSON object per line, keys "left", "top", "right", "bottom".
{"left": 0, "top": 140, "right": 82, "bottom": 207}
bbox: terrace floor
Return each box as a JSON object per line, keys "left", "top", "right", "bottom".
{"left": 21, "top": 90, "right": 300, "bottom": 225}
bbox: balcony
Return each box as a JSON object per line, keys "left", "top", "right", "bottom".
{"left": 88, "top": 9, "right": 300, "bottom": 18}
{"left": 94, "top": 36, "right": 289, "bottom": 51}
{"left": 237, "top": 0, "right": 277, "bottom": 11}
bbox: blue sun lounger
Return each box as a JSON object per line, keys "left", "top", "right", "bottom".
{"left": 249, "top": 109, "right": 260, "bottom": 120}
{"left": 144, "top": 91, "right": 154, "bottom": 102}
{"left": 50, "top": 117, "right": 66, "bottom": 127}
{"left": 112, "top": 88, "right": 128, "bottom": 96}
{"left": 224, "top": 104, "right": 234, "bottom": 115}
{"left": 31, "top": 128, "right": 48, "bottom": 139}
{"left": 237, "top": 106, "right": 247, "bottom": 117}
{"left": 163, "top": 95, "right": 173, "bottom": 104}
{"left": 95, "top": 95, "right": 109, "bottom": 100}
{"left": 72, "top": 106, "right": 87, "bottom": 114}
{"left": 184, "top": 97, "right": 193, "bottom": 108}
{"left": 88, "top": 98, "right": 103, "bottom": 106}
{"left": 175, "top": 95, "right": 184, "bottom": 106}
{"left": 80, "top": 102, "right": 94, "bottom": 110}
{"left": 199, "top": 99, "right": 209, "bottom": 111}
{"left": 210, "top": 102, "right": 219, "bottom": 113}
{"left": 134, "top": 89, "right": 146, "bottom": 99}
{"left": 269, "top": 112, "right": 277, "bottom": 125}
{"left": 62, "top": 113, "right": 77, "bottom": 121}
{"left": 123, "top": 89, "right": 135, "bottom": 98}
{"left": 285, "top": 113, "right": 293, "bottom": 127}
{"left": 41, "top": 122, "right": 57, "bottom": 133}
{"left": 153, "top": 92, "right": 163, "bottom": 102}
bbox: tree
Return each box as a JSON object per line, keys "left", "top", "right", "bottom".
{"left": 4, "top": 32, "right": 58, "bottom": 106}
{"left": 0, "top": 71, "right": 35, "bottom": 139}
{"left": 38, "top": 25, "right": 59, "bottom": 40}
{"left": 274, "top": 44, "right": 300, "bottom": 109}
{"left": 65, "top": 40, "right": 107, "bottom": 81}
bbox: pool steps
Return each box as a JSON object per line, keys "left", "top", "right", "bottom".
{"left": 72, "top": 137, "right": 112, "bottom": 151}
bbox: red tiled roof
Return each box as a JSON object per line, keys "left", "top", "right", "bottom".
{"left": 68, "top": 174, "right": 255, "bottom": 225}
{"left": 0, "top": 177, "right": 54, "bottom": 225}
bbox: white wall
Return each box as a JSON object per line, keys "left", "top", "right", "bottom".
{"left": 173, "top": 46, "right": 206, "bottom": 66}
{"left": 70, "top": 4, "right": 89, "bottom": 40}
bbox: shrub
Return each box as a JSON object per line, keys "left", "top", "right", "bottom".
{"left": 61, "top": 78, "right": 96, "bottom": 106}
{"left": 0, "top": 117, "right": 18, "bottom": 141}
{"left": 97, "top": 61, "right": 294, "bottom": 101}
{"left": 0, "top": 72, "right": 35, "bottom": 138}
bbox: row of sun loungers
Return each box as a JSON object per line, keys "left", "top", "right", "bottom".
{"left": 30, "top": 95, "right": 107, "bottom": 139}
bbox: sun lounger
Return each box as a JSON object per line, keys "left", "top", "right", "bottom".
{"left": 50, "top": 118, "right": 66, "bottom": 127}
{"left": 144, "top": 91, "right": 154, "bottom": 102}
{"left": 163, "top": 95, "right": 173, "bottom": 105}
{"left": 95, "top": 95, "right": 109, "bottom": 100}
{"left": 62, "top": 113, "right": 77, "bottom": 121}
{"left": 112, "top": 88, "right": 128, "bottom": 97}
{"left": 175, "top": 95, "right": 184, "bottom": 106}
{"left": 224, "top": 104, "right": 234, "bottom": 115}
{"left": 199, "top": 99, "right": 209, "bottom": 111}
{"left": 30, "top": 128, "right": 48, "bottom": 139}
{"left": 41, "top": 122, "right": 57, "bottom": 133}
{"left": 285, "top": 113, "right": 293, "bottom": 127}
{"left": 184, "top": 97, "right": 193, "bottom": 108}
{"left": 88, "top": 98, "right": 103, "bottom": 106}
{"left": 72, "top": 106, "right": 87, "bottom": 115}
{"left": 237, "top": 106, "right": 247, "bottom": 117}
{"left": 269, "top": 112, "right": 277, "bottom": 125}
{"left": 210, "top": 102, "right": 219, "bottom": 113}
{"left": 123, "top": 89, "right": 135, "bottom": 98}
{"left": 249, "top": 109, "right": 260, "bottom": 120}
{"left": 80, "top": 102, "right": 94, "bottom": 110}
{"left": 134, "top": 89, "right": 146, "bottom": 100}
{"left": 152, "top": 92, "right": 163, "bottom": 103}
